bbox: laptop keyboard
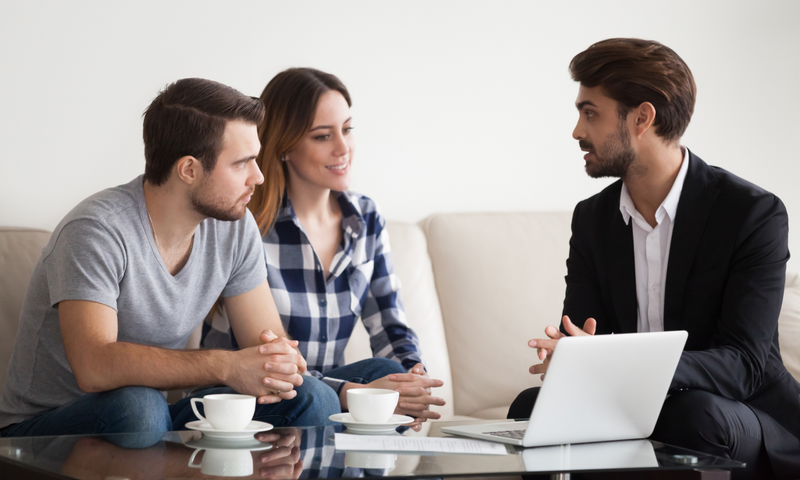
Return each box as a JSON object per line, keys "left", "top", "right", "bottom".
{"left": 483, "top": 429, "right": 526, "bottom": 440}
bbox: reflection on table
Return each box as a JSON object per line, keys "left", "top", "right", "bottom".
{"left": 0, "top": 421, "right": 744, "bottom": 479}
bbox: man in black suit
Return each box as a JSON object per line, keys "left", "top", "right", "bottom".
{"left": 509, "top": 38, "right": 800, "bottom": 479}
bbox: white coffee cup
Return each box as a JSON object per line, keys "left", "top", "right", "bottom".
{"left": 190, "top": 394, "right": 255, "bottom": 431}
{"left": 188, "top": 448, "right": 253, "bottom": 477}
{"left": 347, "top": 388, "right": 399, "bottom": 423}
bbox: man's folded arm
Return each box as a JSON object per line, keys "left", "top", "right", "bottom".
{"left": 59, "top": 299, "right": 236, "bottom": 393}
{"left": 59, "top": 297, "right": 301, "bottom": 400}
{"left": 670, "top": 195, "right": 789, "bottom": 400}
{"left": 223, "top": 280, "right": 308, "bottom": 386}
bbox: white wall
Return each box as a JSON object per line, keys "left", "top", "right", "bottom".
{"left": 2, "top": 1, "right": 799, "bottom": 265}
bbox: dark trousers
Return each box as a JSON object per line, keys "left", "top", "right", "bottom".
{"left": 508, "top": 388, "right": 776, "bottom": 480}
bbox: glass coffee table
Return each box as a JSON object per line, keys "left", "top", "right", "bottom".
{"left": 0, "top": 419, "right": 744, "bottom": 479}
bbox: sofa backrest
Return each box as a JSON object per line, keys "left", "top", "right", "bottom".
{"left": 420, "top": 212, "right": 574, "bottom": 417}
{"left": 4, "top": 220, "right": 800, "bottom": 419}
{"left": 343, "top": 222, "right": 455, "bottom": 419}
{"left": 779, "top": 271, "right": 800, "bottom": 381}
{"left": 0, "top": 227, "right": 52, "bottom": 389}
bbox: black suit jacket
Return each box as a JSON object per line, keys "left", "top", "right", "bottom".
{"left": 563, "top": 151, "right": 800, "bottom": 477}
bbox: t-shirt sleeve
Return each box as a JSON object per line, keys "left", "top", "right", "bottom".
{"left": 44, "top": 219, "right": 126, "bottom": 311}
{"left": 221, "top": 209, "right": 268, "bottom": 298}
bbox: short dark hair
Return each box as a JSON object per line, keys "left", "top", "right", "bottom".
{"left": 143, "top": 78, "right": 265, "bottom": 186}
{"left": 569, "top": 38, "right": 696, "bottom": 141}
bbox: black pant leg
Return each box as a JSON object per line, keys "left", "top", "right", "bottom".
{"left": 508, "top": 387, "right": 541, "bottom": 419}
{"left": 651, "top": 390, "right": 775, "bottom": 480}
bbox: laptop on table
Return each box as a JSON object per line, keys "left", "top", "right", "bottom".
{"left": 442, "top": 330, "right": 687, "bottom": 447}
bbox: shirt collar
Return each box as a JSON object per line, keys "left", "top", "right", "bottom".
{"left": 619, "top": 146, "right": 690, "bottom": 226}
{"left": 334, "top": 191, "right": 364, "bottom": 243}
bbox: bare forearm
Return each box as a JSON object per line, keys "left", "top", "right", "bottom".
{"left": 74, "top": 342, "right": 233, "bottom": 393}
{"left": 59, "top": 299, "right": 302, "bottom": 400}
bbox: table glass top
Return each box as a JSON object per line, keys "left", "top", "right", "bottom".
{"left": 0, "top": 420, "right": 744, "bottom": 479}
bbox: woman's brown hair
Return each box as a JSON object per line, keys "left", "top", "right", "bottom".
{"left": 249, "top": 68, "right": 352, "bottom": 235}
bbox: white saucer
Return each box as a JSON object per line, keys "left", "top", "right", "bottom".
{"left": 329, "top": 413, "right": 414, "bottom": 434}
{"left": 184, "top": 436, "right": 274, "bottom": 451}
{"left": 186, "top": 420, "right": 274, "bottom": 439}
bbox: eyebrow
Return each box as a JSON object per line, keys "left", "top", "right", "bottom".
{"left": 235, "top": 155, "right": 257, "bottom": 163}
{"left": 309, "top": 117, "right": 352, "bottom": 132}
{"left": 576, "top": 101, "right": 597, "bottom": 110}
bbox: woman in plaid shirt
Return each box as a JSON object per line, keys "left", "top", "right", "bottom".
{"left": 202, "top": 68, "right": 445, "bottom": 428}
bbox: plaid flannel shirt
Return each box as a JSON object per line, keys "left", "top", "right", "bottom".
{"left": 202, "top": 191, "right": 425, "bottom": 393}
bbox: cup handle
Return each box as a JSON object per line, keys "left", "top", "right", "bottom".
{"left": 188, "top": 448, "right": 204, "bottom": 468}
{"left": 190, "top": 398, "right": 207, "bottom": 423}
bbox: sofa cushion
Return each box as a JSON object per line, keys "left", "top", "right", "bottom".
{"left": 0, "top": 227, "right": 52, "bottom": 390}
{"left": 421, "top": 212, "right": 573, "bottom": 417}
{"left": 344, "top": 221, "right": 455, "bottom": 419}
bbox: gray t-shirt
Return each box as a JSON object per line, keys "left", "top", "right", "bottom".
{"left": 0, "top": 176, "right": 267, "bottom": 428}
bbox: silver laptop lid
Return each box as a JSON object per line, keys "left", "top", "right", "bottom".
{"left": 523, "top": 330, "right": 687, "bottom": 447}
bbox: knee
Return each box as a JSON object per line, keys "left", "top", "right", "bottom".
{"left": 291, "top": 377, "right": 342, "bottom": 425}
{"left": 100, "top": 387, "right": 171, "bottom": 435}
{"left": 349, "top": 357, "right": 407, "bottom": 384}
{"left": 508, "top": 387, "right": 540, "bottom": 419}
{"left": 652, "top": 390, "right": 728, "bottom": 452}
{"left": 366, "top": 357, "right": 407, "bottom": 378}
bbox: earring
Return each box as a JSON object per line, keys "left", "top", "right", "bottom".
{"left": 281, "top": 155, "right": 287, "bottom": 162}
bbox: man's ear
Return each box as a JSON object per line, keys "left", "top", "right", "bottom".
{"left": 633, "top": 102, "right": 657, "bottom": 137}
{"left": 175, "top": 156, "right": 201, "bottom": 185}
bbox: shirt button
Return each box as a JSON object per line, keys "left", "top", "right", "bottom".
{"left": 650, "top": 284, "right": 659, "bottom": 292}
{"left": 319, "top": 298, "right": 327, "bottom": 307}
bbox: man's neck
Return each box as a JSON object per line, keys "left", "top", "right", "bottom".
{"left": 142, "top": 180, "right": 203, "bottom": 250}
{"left": 623, "top": 143, "right": 684, "bottom": 227}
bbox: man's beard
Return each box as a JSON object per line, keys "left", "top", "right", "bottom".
{"left": 191, "top": 181, "right": 249, "bottom": 222}
{"left": 582, "top": 119, "right": 637, "bottom": 179}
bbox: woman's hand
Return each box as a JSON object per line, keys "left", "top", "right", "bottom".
{"left": 340, "top": 363, "right": 446, "bottom": 431}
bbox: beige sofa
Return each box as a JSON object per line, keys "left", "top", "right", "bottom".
{"left": 3, "top": 214, "right": 800, "bottom": 423}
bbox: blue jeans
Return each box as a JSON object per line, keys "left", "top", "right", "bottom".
{"left": 323, "top": 357, "right": 406, "bottom": 388}
{"left": 0, "top": 357, "right": 404, "bottom": 438}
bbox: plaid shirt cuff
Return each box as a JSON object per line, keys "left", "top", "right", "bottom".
{"left": 321, "top": 376, "right": 348, "bottom": 394}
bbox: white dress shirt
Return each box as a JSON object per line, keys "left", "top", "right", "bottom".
{"left": 619, "top": 147, "right": 690, "bottom": 332}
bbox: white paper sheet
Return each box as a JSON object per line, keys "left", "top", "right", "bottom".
{"left": 334, "top": 433, "right": 508, "bottom": 455}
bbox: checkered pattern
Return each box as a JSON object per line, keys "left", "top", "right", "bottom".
{"left": 202, "top": 191, "right": 424, "bottom": 392}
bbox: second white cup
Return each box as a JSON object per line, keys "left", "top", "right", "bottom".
{"left": 347, "top": 388, "right": 399, "bottom": 423}
{"left": 191, "top": 394, "right": 255, "bottom": 431}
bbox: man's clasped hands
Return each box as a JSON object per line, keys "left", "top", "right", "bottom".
{"left": 231, "top": 329, "right": 445, "bottom": 430}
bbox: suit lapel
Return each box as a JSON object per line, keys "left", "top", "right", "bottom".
{"left": 606, "top": 197, "right": 638, "bottom": 333}
{"left": 664, "top": 152, "right": 720, "bottom": 331}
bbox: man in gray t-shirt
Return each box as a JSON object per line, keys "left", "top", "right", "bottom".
{"left": 0, "top": 78, "right": 340, "bottom": 438}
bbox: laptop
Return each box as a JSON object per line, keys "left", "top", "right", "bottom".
{"left": 442, "top": 330, "right": 687, "bottom": 447}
